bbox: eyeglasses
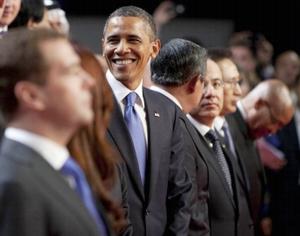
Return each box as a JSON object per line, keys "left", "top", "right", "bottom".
{"left": 223, "top": 78, "right": 242, "bottom": 88}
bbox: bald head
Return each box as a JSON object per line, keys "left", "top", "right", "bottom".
{"left": 241, "top": 79, "right": 294, "bottom": 138}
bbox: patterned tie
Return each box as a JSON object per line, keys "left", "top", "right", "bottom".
{"left": 222, "top": 120, "right": 237, "bottom": 159}
{"left": 124, "top": 92, "right": 147, "bottom": 184}
{"left": 61, "top": 158, "right": 108, "bottom": 236}
{"left": 205, "top": 129, "right": 233, "bottom": 194}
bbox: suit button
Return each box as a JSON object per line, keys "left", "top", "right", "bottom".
{"left": 145, "top": 209, "right": 150, "bottom": 216}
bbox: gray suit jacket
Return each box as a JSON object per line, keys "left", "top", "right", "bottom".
{"left": 107, "top": 88, "right": 192, "bottom": 236}
{"left": 0, "top": 138, "right": 113, "bottom": 236}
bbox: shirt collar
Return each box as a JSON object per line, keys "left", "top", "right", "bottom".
{"left": 5, "top": 127, "right": 69, "bottom": 170}
{"left": 106, "top": 70, "right": 145, "bottom": 108}
{"left": 150, "top": 85, "right": 183, "bottom": 110}
{"left": 187, "top": 114, "right": 211, "bottom": 136}
{"left": 214, "top": 116, "right": 225, "bottom": 133}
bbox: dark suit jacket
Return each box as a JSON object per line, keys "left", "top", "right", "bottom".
{"left": 267, "top": 117, "right": 300, "bottom": 236}
{"left": 107, "top": 88, "right": 192, "bottom": 236}
{"left": 178, "top": 111, "right": 209, "bottom": 236}
{"left": 226, "top": 110, "right": 267, "bottom": 224}
{"left": 199, "top": 129, "right": 239, "bottom": 236}
{"left": 0, "top": 138, "right": 113, "bottom": 236}
{"left": 217, "top": 131, "right": 254, "bottom": 236}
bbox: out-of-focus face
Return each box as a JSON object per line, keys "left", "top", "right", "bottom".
{"left": 275, "top": 51, "right": 300, "bottom": 87}
{"left": 0, "top": 0, "right": 21, "bottom": 27}
{"left": 191, "top": 59, "right": 224, "bottom": 126}
{"left": 230, "top": 45, "right": 256, "bottom": 73}
{"left": 0, "top": 0, "right": 6, "bottom": 20}
{"left": 248, "top": 99, "right": 293, "bottom": 139}
{"left": 102, "top": 16, "right": 160, "bottom": 90}
{"left": 218, "top": 58, "right": 242, "bottom": 115}
{"left": 37, "top": 39, "right": 95, "bottom": 128}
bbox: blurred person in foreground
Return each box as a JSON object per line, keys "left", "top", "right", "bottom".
{"left": 68, "top": 44, "right": 132, "bottom": 235}
{"left": 0, "top": 28, "right": 110, "bottom": 236}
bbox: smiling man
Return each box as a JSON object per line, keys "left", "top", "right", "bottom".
{"left": 0, "top": 0, "right": 20, "bottom": 32}
{"left": 102, "top": 6, "right": 192, "bottom": 236}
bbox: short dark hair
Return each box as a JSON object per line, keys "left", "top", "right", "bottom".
{"left": 0, "top": 28, "right": 66, "bottom": 120}
{"left": 10, "top": 0, "right": 45, "bottom": 28}
{"left": 207, "top": 47, "right": 232, "bottom": 62}
{"left": 103, "top": 6, "right": 157, "bottom": 40}
{"left": 151, "top": 38, "right": 207, "bottom": 86}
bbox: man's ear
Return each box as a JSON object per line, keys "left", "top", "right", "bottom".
{"left": 14, "top": 81, "right": 45, "bottom": 111}
{"left": 150, "top": 39, "right": 161, "bottom": 59}
{"left": 254, "top": 98, "right": 266, "bottom": 110}
{"left": 187, "top": 75, "right": 200, "bottom": 93}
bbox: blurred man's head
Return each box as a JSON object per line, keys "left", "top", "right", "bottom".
{"left": 102, "top": 6, "right": 160, "bottom": 90}
{"left": 240, "top": 79, "right": 294, "bottom": 139}
{"left": 0, "top": 0, "right": 21, "bottom": 27}
{"left": 190, "top": 59, "right": 224, "bottom": 127}
{"left": 151, "top": 38, "right": 207, "bottom": 113}
{"left": 208, "top": 48, "right": 242, "bottom": 115}
{"left": 275, "top": 50, "right": 300, "bottom": 88}
{"left": 0, "top": 29, "right": 94, "bottom": 132}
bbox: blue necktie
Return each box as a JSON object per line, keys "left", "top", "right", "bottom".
{"left": 205, "top": 129, "right": 233, "bottom": 194}
{"left": 61, "top": 158, "right": 108, "bottom": 236}
{"left": 124, "top": 92, "right": 147, "bottom": 184}
{"left": 222, "top": 121, "right": 237, "bottom": 159}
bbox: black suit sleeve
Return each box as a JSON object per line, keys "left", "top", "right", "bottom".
{"left": 166, "top": 108, "right": 193, "bottom": 236}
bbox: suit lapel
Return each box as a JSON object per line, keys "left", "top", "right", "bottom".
{"left": 1, "top": 138, "right": 100, "bottom": 234}
{"left": 108, "top": 98, "right": 145, "bottom": 200}
{"left": 201, "top": 133, "right": 236, "bottom": 208}
{"left": 144, "top": 89, "right": 164, "bottom": 203}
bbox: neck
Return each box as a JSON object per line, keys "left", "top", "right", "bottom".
{"left": 9, "top": 116, "right": 75, "bottom": 146}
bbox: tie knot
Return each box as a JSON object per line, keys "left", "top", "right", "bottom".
{"left": 61, "top": 157, "right": 83, "bottom": 179}
{"left": 125, "top": 92, "right": 138, "bottom": 107}
{"left": 205, "top": 129, "right": 218, "bottom": 143}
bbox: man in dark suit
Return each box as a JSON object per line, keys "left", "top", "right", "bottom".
{"left": 208, "top": 49, "right": 254, "bottom": 235}
{"left": 189, "top": 59, "right": 254, "bottom": 236}
{"left": 150, "top": 38, "right": 209, "bottom": 236}
{"left": 0, "top": 28, "right": 111, "bottom": 235}
{"left": 102, "top": 6, "right": 192, "bottom": 236}
{"left": 226, "top": 79, "right": 294, "bottom": 234}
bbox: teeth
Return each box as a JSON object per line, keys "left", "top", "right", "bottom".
{"left": 114, "top": 59, "right": 133, "bottom": 65}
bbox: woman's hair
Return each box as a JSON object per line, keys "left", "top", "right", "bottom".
{"left": 67, "top": 43, "right": 125, "bottom": 233}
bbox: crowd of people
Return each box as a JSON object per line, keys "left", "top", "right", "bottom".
{"left": 0, "top": 1, "right": 300, "bottom": 236}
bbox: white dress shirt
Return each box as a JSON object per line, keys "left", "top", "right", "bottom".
{"left": 106, "top": 70, "right": 148, "bottom": 144}
{"left": 150, "top": 85, "right": 183, "bottom": 110}
{"left": 5, "top": 127, "right": 69, "bottom": 170}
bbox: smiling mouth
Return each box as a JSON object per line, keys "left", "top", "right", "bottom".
{"left": 112, "top": 59, "right": 135, "bottom": 65}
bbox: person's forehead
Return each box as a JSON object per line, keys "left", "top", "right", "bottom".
{"left": 105, "top": 16, "right": 150, "bottom": 34}
{"left": 40, "top": 39, "right": 79, "bottom": 65}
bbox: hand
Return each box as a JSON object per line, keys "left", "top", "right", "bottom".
{"left": 153, "top": 1, "right": 177, "bottom": 29}
{"left": 257, "top": 138, "right": 287, "bottom": 170}
{"left": 260, "top": 217, "right": 272, "bottom": 236}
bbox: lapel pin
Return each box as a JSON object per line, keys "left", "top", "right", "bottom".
{"left": 209, "top": 143, "right": 213, "bottom": 148}
{"left": 154, "top": 112, "right": 160, "bottom": 117}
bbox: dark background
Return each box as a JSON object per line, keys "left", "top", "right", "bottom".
{"left": 60, "top": 0, "right": 299, "bottom": 58}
